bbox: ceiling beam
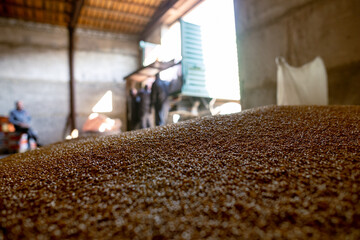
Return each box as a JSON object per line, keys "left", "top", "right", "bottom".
{"left": 79, "top": 15, "right": 146, "bottom": 28}
{"left": 69, "top": 0, "right": 84, "bottom": 28}
{"left": 32, "top": 0, "right": 72, "bottom": 3}
{"left": 140, "top": 0, "right": 204, "bottom": 41}
{"left": 84, "top": 5, "right": 151, "bottom": 22}
{"left": 1, "top": 0, "right": 8, "bottom": 15}
{"left": 140, "top": 0, "right": 178, "bottom": 41}
{"left": 22, "top": 0, "right": 30, "bottom": 20}
{"left": 92, "top": 0, "right": 158, "bottom": 10}
{"left": 0, "top": 13, "right": 69, "bottom": 26}
{"left": 0, "top": 2, "right": 71, "bottom": 15}
{"left": 162, "top": 0, "right": 204, "bottom": 25}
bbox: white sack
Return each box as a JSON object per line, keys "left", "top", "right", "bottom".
{"left": 276, "top": 56, "right": 328, "bottom": 105}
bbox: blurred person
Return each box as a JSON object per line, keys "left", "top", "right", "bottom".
{"left": 129, "top": 88, "right": 140, "bottom": 130}
{"left": 138, "top": 85, "right": 152, "bottom": 129}
{"left": 151, "top": 74, "right": 170, "bottom": 126}
{"left": 9, "top": 100, "right": 40, "bottom": 147}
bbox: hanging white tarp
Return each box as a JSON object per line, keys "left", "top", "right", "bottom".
{"left": 276, "top": 56, "right": 328, "bottom": 105}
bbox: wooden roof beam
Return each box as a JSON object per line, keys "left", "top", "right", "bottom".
{"left": 1, "top": 0, "right": 8, "bottom": 15}
{"left": 140, "top": 0, "right": 204, "bottom": 41}
{"left": 0, "top": 2, "right": 71, "bottom": 15}
{"left": 84, "top": 5, "right": 151, "bottom": 22}
{"left": 0, "top": 13, "right": 69, "bottom": 25}
{"left": 69, "top": 0, "right": 84, "bottom": 28}
{"left": 92, "top": 0, "right": 158, "bottom": 10}
{"left": 163, "top": 0, "right": 204, "bottom": 25}
{"left": 79, "top": 15, "right": 146, "bottom": 28}
{"left": 37, "top": 0, "right": 72, "bottom": 3}
{"left": 140, "top": 0, "right": 178, "bottom": 41}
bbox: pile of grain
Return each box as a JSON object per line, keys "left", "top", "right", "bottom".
{"left": 1, "top": 106, "right": 360, "bottom": 239}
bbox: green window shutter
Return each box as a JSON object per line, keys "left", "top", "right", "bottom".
{"left": 180, "top": 20, "right": 209, "bottom": 98}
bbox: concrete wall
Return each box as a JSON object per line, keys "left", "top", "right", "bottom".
{"left": 74, "top": 29, "right": 139, "bottom": 136}
{"left": 233, "top": 0, "right": 360, "bottom": 109}
{"left": 0, "top": 18, "right": 139, "bottom": 145}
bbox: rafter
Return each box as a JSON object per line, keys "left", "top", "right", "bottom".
{"left": 22, "top": 0, "right": 29, "bottom": 20}
{"left": 69, "top": 0, "right": 84, "bottom": 28}
{"left": 79, "top": 15, "right": 146, "bottom": 28}
{"left": 91, "top": 0, "right": 158, "bottom": 10}
{"left": 0, "top": 12, "right": 69, "bottom": 25}
{"left": 79, "top": 15, "right": 143, "bottom": 31}
{"left": 162, "top": 0, "right": 204, "bottom": 25}
{"left": 140, "top": 0, "right": 204, "bottom": 41}
{"left": 0, "top": 2, "right": 71, "bottom": 15}
{"left": 84, "top": 5, "right": 151, "bottom": 22}
{"left": 140, "top": 0, "right": 177, "bottom": 41}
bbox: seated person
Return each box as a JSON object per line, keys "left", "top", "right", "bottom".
{"left": 9, "top": 100, "right": 40, "bottom": 147}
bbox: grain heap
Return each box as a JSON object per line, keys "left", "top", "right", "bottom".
{"left": 1, "top": 106, "right": 360, "bottom": 239}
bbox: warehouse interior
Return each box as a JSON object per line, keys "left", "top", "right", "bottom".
{"left": 0, "top": 0, "right": 360, "bottom": 239}
{"left": 0, "top": 0, "right": 359, "bottom": 146}
{"left": 0, "top": 0, "right": 204, "bottom": 145}
{"left": 0, "top": 0, "right": 241, "bottom": 146}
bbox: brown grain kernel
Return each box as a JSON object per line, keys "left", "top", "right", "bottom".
{"left": 0, "top": 105, "right": 360, "bottom": 239}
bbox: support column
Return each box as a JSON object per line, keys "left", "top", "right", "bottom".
{"left": 68, "top": 26, "right": 76, "bottom": 131}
